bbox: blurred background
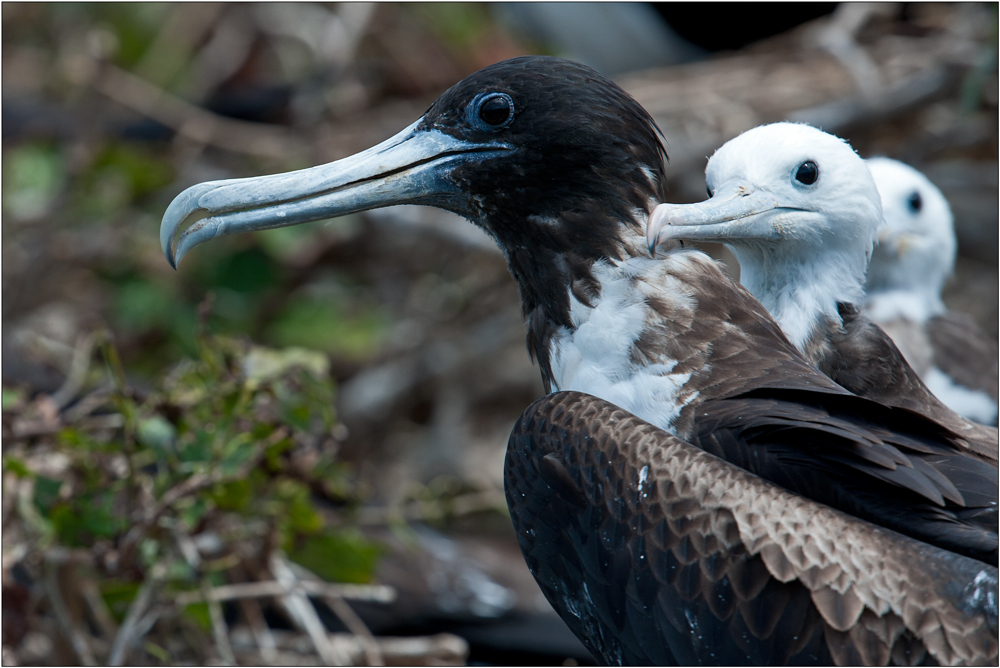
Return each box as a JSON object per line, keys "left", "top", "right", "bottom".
{"left": 2, "top": 3, "right": 996, "bottom": 665}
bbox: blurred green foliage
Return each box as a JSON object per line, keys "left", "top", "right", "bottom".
{"left": 3, "top": 331, "right": 382, "bottom": 631}
{"left": 2, "top": 143, "right": 65, "bottom": 221}
{"left": 410, "top": 3, "right": 496, "bottom": 53}
{"left": 76, "top": 142, "right": 176, "bottom": 218}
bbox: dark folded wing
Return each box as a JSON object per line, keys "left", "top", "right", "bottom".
{"left": 824, "top": 304, "right": 998, "bottom": 462}
{"left": 696, "top": 389, "right": 998, "bottom": 564}
{"left": 505, "top": 391, "right": 998, "bottom": 666}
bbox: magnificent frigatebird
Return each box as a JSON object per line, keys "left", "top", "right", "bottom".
{"left": 865, "top": 157, "right": 999, "bottom": 425}
{"left": 161, "top": 57, "right": 997, "bottom": 665}
{"left": 646, "top": 123, "right": 998, "bottom": 463}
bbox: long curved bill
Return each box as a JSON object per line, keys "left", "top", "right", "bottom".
{"left": 160, "top": 120, "right": 513, "bottom": 268}
{"left": 646, "top": 182, "right": 799, "bottom": 256}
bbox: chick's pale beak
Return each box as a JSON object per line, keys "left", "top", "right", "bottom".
{"left": 646, "top": 182, "right": 795, "bottom": 255}
{"left": 160, "top": 120, "right": 513, "bottom": 268}
{"left": 876, "top": 228, "right": 917, "bottom": 258}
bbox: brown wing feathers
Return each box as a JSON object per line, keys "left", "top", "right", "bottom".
{"left": 822, "top": 304, "right": 998, "bottom": 462}
{"left": 506, "top": 392, "right": 999, "bottom": 666}
{"left": 695, "top": 393, "right": 998, "bottom": 563}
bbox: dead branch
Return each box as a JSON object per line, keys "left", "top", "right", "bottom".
{"left": 79, "top": 577, "right": 119, "bottom": 640}
{"left": 92, "top": 62, "right": 305, "bottom": 160}
{"left": 324, "top": 595, "right": 384, "bottom": 666}
{"left": 270, "top": 554, "right": 348, "bottom": 666}
{"left": 787, "top": 65, "right": 952, "bottom": 132}
{"left": 229, "top": 628, "right": 470, "bottom": 667}
{"left": 44, "top": 563, "right": 96, "bottom": 666}
{"left": 49, "top": 332, "right": 97, "bottom": 410}
{"left": 107, "top": 563, "right": 164, "bottom": 666}
{"left": 239, "top": 597, "right": 278, "bottom": 665}
{"left": 173, "top": 580, "right": 396, "bottom": 606}
{"left": 202, "top": 578, "right": 236, "bottom": 665}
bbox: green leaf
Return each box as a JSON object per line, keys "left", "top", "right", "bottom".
{"left": 2, "top": 143, "right": 64, "bottom": 221}
{"left": 140, "top": 538, "right": 160, "bottom": 567}
{"left": 3, "top": 456, "right": 32, "bottom": 479}
{"left": 2, "top": 387, "right": 25, "bottom": 411}
{"left": 178, "top": 498, "right": 209, "bottom": 531}
{"left": 242, "top": 346, "right": 330, "bottom": 384}
{"left": 178, "top": 431, "right": 213, "bottom": 464}
{"left": 79, "top": 494, "right": 125, "bottom": 539}
{"left": 137, "top": 416, "right": 177, "bottom": 451}
{"left": 218, "top": 434, "right": 255, "bottom": 476}
{"left": 209, "top": 248, "right": 279, "bottom": 295}
{"left": 144, "top": 641, "right": 170, "bottom": 663}
{"left": 265, "top": 296, "right": 386, "bottom": 360}
{"left": 113, "top": 279, "right": 178, "bottom": 332}
{"left": 286, "top": 493, "right": 323, "bottom": 535}
{"left": 49, "top": 493, "right": 126, "bottom": 546}
{"left": 100, "top": 580, "right": 141, "bottom": 623}
{"left": 165, "top": 558, "right": 195, "bottom": 583}
{"left": 210, "top": 479, "right": 251, "bottom": 512}
{"left": 182, "top": 602, "right": 212, "bottom": 631}
{"left": 33, "top": 476, "right": 63, "bottom": 514}
{"left": 287, "top": 530, "right": 381, "bottom": 584}
{"left": 90, "top": 143, "right": 175, "bottom": 201}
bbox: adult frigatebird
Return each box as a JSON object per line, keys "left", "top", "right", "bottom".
{"left": 646, "top": 123, "right": 998, "bottom": 464}
{"left": 162, "top": 57, "right": 997, "bottom": 665}
{"left": 865, "top": 157, "right": 999, "bottom": 425}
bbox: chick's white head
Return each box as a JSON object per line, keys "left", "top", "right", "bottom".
{"left": 864, "top": 157, "right": 955, "bottom": 321}
{"left": 648, "top": 122, "right": 882, "bottom": 350}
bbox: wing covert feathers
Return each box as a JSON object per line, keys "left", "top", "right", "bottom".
{"left": 506, "top": 391, "right": 999, "bottom": 666}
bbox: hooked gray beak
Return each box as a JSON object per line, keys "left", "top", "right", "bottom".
{"left": 646, "top": 182, "right": 799, "bottom": 256}
{"left": 160, "top": 120, "right": 513, "bottom": 267}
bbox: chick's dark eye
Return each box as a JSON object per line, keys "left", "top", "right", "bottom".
{"left": 795, "top": 161, "right": 818, "bottom": 185}
{"left": 706, "top": 185, "right": 714, "bottom": 198}
{"left": 907, "top": 191, "right": 922, "bottom": 213}
{"left": 478, "top": 94, "right": 513, "bottom": 127}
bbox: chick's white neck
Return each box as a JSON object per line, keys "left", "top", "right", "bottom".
{"left": 865, "top": 289, "right": 945, "bottom": 325}
{"left": 731, "top": 242, "right": 866, "bottom": 353}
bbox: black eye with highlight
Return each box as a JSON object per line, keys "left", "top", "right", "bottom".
{"left": 794, "top": 161, "right": 819, "bottom": 185}
{"left": 907, "top": 191, "right": 922, "bottom": 213}
{"left": 706, "top": 185, "right": 714, "bottom": 198}
{"left": 476, "top": 93, "right": 514, "bottom": 128}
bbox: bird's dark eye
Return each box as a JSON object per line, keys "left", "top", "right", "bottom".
{"left": 907, "top": 191, "right": 922, "bottom": 213}
{"left": 794, "top": 161, "right": 819, "bottom": 185}
{"left": 706, "top": 185, "right": 714, "bottom": 198}
{"left": 478, "top": 93, "right": 514, "bottom": 127}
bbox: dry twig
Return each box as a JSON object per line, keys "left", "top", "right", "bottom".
{"left": 239, "top": 597, "right": 278, "bottom": 665}
{"left": 174, "top": 580, "right": 396, "bottom": 607}
{"left": 79, "top": 578, "right": 119, "bottom": 640}
{"left": 324, "top": 595, "right": 384, "bottom": 666}
{"left": 44, "top": 563, "right": 96, "bottom": 666}
{"left": 202, "top": 578, "right": 237, "bottom": 665}
{"left": 270, "top": 554, "right": 349, "bottom": 666}
{"left": 93, "top": 62, "right": 304, "bottom": 159}
{"left": 49, "top": 332, "right": 97, "bottom": 410}
{"left": 108, "top": 564, "right": 164, "bottom": 666}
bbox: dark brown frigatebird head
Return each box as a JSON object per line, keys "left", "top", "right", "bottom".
{"left": 162, "top": 55, "right": 666, "bottom": 276}
{"left": 162, "top": 56, "right": 670, "bottom": 390}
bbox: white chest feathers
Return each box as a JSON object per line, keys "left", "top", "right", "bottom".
{"left": 547, "top": 253, "right": 699, "bottom": 433}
